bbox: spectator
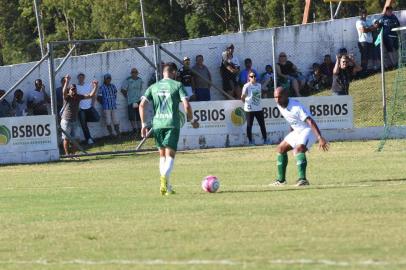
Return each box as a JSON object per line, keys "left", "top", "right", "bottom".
{"left": 121, "top": 67, "right": 144, "bottom": 136}
{"left": 77, "top": 73, "right": 100, "bottom": 145}
{"left": 276, "top": 52, "right": 305, "bottom": 97}
{"left": 60, "top": 75, "right": 98, "bottom": 156}
{"left": 0, "top": 90, "right": 12, "bottom": 118}
{"left": 241, "top": 72, "right": 268, "bottom": 145}
{"left": 371, "top": 19, "right": 381, "bottom": 71}
{"left": 331, "top": 55, "right": 362, "bottom": 95}
{"left": 377, "top": 6, "right": 400, "bottom": 69}
{"left": 192, "top": 54, "right": 212, "bottom": 101}
{"left": 239, "top": 58, "right": 259, "bottom": 86}
{"left": 55, "top": 78, "right": 65, "bottom": 115}
{"left": 305, "top": 63, "right": 328, "bottom": 95}
{"left": 319, "top": 54, "right": 335, "bottom": 87}
{"left": 356, "top": 9, "right": 375, "bottom": 75}
{"left": 27, "top": 79, "right": 50, "bottom": 115}
{"left": 98, "top": 73, "right": 120, "bottom": 138}
{"left": 12, "top": 89, "right": 27, "bottom": 116}
{"left": 260, "top": 64, "right": 274, "bottom": 98}
{"left": 220, "top": 44, "right": 240, "bottom": 98}
{"left": 177, "top": 57, "right": 194, "bottom": 99}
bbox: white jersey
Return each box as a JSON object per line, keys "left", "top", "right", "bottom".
{"left": 77, "top": 83, "right": 92, "bottom": 109}
{"left": 277, "top": 99, "right": 312, "bottom": 131}
{"left": 242, "top": 82, "right": 262, "bottom": 112}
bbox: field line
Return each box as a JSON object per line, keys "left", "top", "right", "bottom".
{"left": 1, "top": 259, "right": 406, "bottom": 266}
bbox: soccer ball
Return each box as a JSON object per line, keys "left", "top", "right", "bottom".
{"left": 202, "top": 175, "right": 220, "bottom": 193}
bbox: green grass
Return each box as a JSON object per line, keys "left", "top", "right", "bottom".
{"left": 1, "top": 140, "right": 406, "bottom": 270}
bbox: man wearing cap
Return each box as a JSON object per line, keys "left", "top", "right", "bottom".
{"left": 77, "top": 72, "right": 100, "bottom": 145}
{"left": 220, "top": 44, "right": 240, "bottom": 98}
{"left": 98, "top": 73, "right": 120, "bottom": 138}
{"left": 121, "top": 67, "right": 144, "bottom": 137}
{"left": 177, "top": 57, "right": 194, "bottom": 100}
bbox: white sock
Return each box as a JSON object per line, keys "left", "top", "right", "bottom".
{"left": 159, "top": 157, "right": 166, "bottom": 176}
{"left": 163, "top": 157, "right": 175, "bottom": 190}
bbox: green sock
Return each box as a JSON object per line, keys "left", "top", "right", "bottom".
{"left": 296, "top": 152, "right": 307, "bottom": 179}
{"left": 277, "top": 153, "right": 288, "bottom": 182}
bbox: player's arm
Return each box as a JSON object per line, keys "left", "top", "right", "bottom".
{"left": 182, "top": 98, "right": 199, "bottom": 128}
{"left": 139, "top": 97, "right": 149, "bottom": 138}
{"left": 305, "top": 117, "right": 329, "bottom": 151}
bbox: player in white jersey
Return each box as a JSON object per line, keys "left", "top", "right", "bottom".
{"left": 270, "top": 87, "right": 329, "bottom": 186}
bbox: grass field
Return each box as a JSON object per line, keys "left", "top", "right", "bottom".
{"left": 1, "top": 140, "right": 405, "bottom": 270}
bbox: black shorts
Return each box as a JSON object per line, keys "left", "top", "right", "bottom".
{"left": 127, "top": 103, "right": 140, "bottom": 121}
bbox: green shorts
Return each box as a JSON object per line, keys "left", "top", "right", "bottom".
{"left": 153, "top": 128, "right": 180, "bottom": 151}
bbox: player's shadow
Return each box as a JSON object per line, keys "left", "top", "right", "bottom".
{"left": 218, "top": 185, "right": 361, "bottom": 194}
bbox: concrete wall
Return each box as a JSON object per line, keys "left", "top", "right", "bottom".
{"left": 0, "top": 11, "right": 405, "bottom": 138}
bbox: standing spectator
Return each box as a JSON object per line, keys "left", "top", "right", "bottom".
{"left": 331, "top": 55, "right": 362, "bottom": 95}
{"left": 319, "top": 54, "right": 335, "bottom": 87}
{"left": 220, "top": 44, "right": 240, "bottom": 98}
{"left": 371, "top": 19, "right": 381, "bottom": 71}
{"left": 27, "top": 79, "right": 50, "bottom": 115}
{"left": 239, "top": 58, "right": 259, "bottom": 86}
{"left": 77, "top": 73, "right": 100, "bottom": 145}
{"left": 0, "top": 90, "right": 12, "bottom": 117}
{"left": 260, "top": 64, "right": 274, "bottom": 98}
{"left": 276, "top": 52, "right": 305, "bottom": 97}
{"left": 60, "top": 75, "right": 98, "bottom": 156}
{"left": 377, "top": 6, "right": 400, "bottom": 69}
{"left": 121, "top": 67, "right": 144, "bottom": 136}
{"left": 192, "top": 54, "right": 212, "bottom": 101}
{"left": 356, "top": 9, "right": 375, "bottom": 75}
{"left": 98, "top": 73, "right": 120, "bottom": 138}
{"left": 177, "top": 57, "right": 194, "bottom": 99}
{"left": 12, "top": 89, "right": 27, "bottom": 116}
{"left": 305, "top": 63, "right": 328, "bottom": 95}
{"left": 241, "top": 72, "right": 268, "bottom": 145}
{"left": 55, "top": 78, "right": 65, "bottom": 115}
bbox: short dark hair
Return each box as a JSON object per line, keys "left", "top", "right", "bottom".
{"left": 244, "top": 58, "right": 252, "bottom": 65}
{"left": 196, "top": 54, "right": 203, "bottom": 60}
{"left": 163, "top": 62, "right": 178, "bottom": 73}
{"left": 35, "top": 79, "right": 42, "bottom": 84}
{"left": 324, "top": 54, "right": 331, "bottom": 58}
{"left": 385, "top": 6, "right": 393, "bottom": 11}
{"left": 15, "top": 89, "right": 23, "bottom": 95}
{"left": 360, "top": 8, "right": 367, "bottom": 15}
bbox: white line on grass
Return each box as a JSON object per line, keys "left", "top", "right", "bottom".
{"left": 1, "top": 259, "right": 406, "bottom": 267}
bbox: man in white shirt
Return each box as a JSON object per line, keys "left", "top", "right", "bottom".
{"left": 76, "top": 73, "right": 100, "bottom": 145}
{"left": 356, "top": 9, "right": 375, "bottom": 75}
{"left": 270, "top": 87, "right": 329, "bottom": 186}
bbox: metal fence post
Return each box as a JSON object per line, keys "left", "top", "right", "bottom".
{"left": 47, "top": 43, "right": 57, "bottom": 117}
{"left": 380, "top": 38, "right": 387, "bottom": 127}
{"left": 272, "top": 33, "right": 277, "bottom": 91}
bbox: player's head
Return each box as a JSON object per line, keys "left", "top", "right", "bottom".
{"left": 274, "top": 86, "right": 289, "bottom": 107}
{"left": 163, "top": 62, "right": 178, "bottom": 79}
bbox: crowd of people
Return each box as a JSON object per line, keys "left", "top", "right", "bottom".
{"left": 0, "top": 6, "right": 400, "bottom": 153}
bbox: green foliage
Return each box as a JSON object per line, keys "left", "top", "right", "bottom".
{"left": 0, "top": 0, "right": 404, "bottom": 65}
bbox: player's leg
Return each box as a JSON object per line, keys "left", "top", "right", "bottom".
{"left": 270, "top": 135, "right": 293, "bottom": 186}
{"left": 158, "top": 147, "right": 168, "bottom": 195}
{"left": 246, "top": 111, "right": 255, "bottom": 144}
{"left": 164, "top": 147, "right": 176, "bottom": 194}
{"left": 292, "top": 128, "right": 316, "bottom": 186}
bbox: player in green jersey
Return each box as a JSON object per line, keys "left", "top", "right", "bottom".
{"left": 140, "top": 62, "right": 198, "bottom": 195}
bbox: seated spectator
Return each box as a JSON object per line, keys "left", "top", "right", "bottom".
{"left": 320, "top": 54, "right": 335, "bottom": 87}
{"left": 276, "top": 52, "right": 305, "bottom": 97}
{"left": 192, "top": 54, "right": 212, "bottom": 101}
{"left": 0, "top": 89, "right": 12, "bottom": 118}
{"left": 121, "top": 67, "right": 144, "bottom": 136}
{"left": 12, "top": 89, "right": 27, "bottom": 116}
{"left": 177, "top": 57, "right": 194, "bottom": 99}
{"left": 331, "top": 55, "right": 362, "bottom": 95}
{"left": 260, "top": 64, "right": 274, "bottom": 98}
{"left": 27, "top": 79, "right": 50, "bottom": 115}
{"left": 220, "top": 44, "right": 240, "bottom": 98}
{"left": 305, "top": 63, "right": 329, "bottom": 95}
{"left": 60, "top": 75, "right": 98, "bottom": 156}
{"left": 98, "top": 73, "right": 120, "bottom": 138}
{"left": 239, "top": 58, "right": 259, "bottom": 86}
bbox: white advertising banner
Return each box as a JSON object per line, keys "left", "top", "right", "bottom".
{"left": 179, "top": 96, "right": 353, "bottom": 135}
{"left": 0, "top": 115, "right": 59, "bottom": 163}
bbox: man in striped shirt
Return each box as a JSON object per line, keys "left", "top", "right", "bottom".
{"left": 98, "top": 73, "right": 120, "bottom": 138}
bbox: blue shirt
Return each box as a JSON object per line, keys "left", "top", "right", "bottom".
{"left": 98, "top": 83, "right": 118, "bottom": 110}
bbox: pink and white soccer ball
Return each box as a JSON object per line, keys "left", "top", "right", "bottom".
{"left": 202, "top": 175, "right": 220, "bottom": 193}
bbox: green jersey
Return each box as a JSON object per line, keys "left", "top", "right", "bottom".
{"left": 143, "top": 78, "right": 187, "bottom": 129}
